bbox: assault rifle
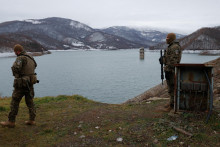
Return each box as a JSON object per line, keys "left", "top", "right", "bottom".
{"left": 159, "top": 50, "right": 164, "bottom": 85}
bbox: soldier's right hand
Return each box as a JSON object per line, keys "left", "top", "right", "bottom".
{"left": 159, "top": 57, "right": 163, "bottom": 64}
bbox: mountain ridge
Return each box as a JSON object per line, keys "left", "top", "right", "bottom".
{"left": 0, "top": 17, "right": 144, "bottom": 52}
{"left": 101, "top": 26, "right": 184, "bottom": 47}
{"left": 149, "top": 27, "right": 220, "bottom": 51}
{"left": 1, "top": 17, "right": 219, "bottom": 53}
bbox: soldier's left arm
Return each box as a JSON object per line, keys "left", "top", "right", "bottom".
{"left": 12, "top": 56, "right": 27, "bottom": 74}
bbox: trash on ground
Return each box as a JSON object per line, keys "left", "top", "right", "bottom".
{"left": 79, "top": 135, "right": 85, "bottom": 138}
{"left": 116, "top": 137, "right": 123, "bottom": 142}
{"left": 167, "top": 135, "right": 178, "bottom": 141}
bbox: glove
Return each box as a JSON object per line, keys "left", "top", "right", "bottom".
{"left": 159, "top": 56, "right": 163, "bottom": 64}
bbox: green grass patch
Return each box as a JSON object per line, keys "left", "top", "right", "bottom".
{"left": 41, "top": 129, "right": 53, "bottom": 135}
{"left": 182, "top": 112, "right": 195, "bottom": 119}
{"left": 207, "top": 115, "right": 220, "bottom": 131}
{"left": 57, "top": 130, "right": 69, "bottom": 137}
{"left": 194, "top": 133, "right": 208, "bottom": 141}
{"left": 34, "top": 95, "right": 91, "bottom": 105}
{"left": 71, "top": 95, "right": 91, "bottom": 102}
{"left": 0, "top": 106, "right": 6, "bottom": 112}
{"left": 35, "top": 95, "right": 68, "bottom": 105}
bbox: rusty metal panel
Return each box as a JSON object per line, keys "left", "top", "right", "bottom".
{"left": 174, "top": 64, "right": 213, "bottom": 112}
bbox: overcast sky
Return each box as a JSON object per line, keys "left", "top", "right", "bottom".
{"left": 1, "top": 0, "right": 220, "bottom": 34}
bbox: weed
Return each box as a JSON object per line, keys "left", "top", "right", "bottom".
{"left": 182, "top": 112, "right": 194, "bottom": 119}
{"left": 102, "top": 132, "right": 117, "bottom": 142}
{"left": 41, "top": 129, "right": 53, "bottom": 135}
{"left": 0, "top": 106, "right": 6, "bottom": 112}
{"left": 57, "top": 130, "right": 68, "bottom": 137}
{"left": 194, "top": 133, "right": 207, "bottom": 141}
{"left": 207, "top": 114, "right": 220, "bottom": 131}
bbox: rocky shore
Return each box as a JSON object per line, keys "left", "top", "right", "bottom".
{"left": 125, "top": 57, "right": 220, "bottom": 104}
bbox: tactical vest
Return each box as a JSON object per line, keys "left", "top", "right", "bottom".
{"left": 20, "top": 54, "right": 37, "bottom": 76}
{"left": 164, "top": 42, "right": 181, "bottom": 64}
{"left": 164, "top": 41, "right": 182, "bottom": 72}
{"left": 12, "top": 53, "right": 38, "bottom": 88}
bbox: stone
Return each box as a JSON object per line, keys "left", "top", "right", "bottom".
{"left": 153, "top": 139, "right": 159, "bottom": 144}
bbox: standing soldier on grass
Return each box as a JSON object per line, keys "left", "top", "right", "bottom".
{"left": 160, "top": 33, "right": 182, "bottom": 111}
{"left": 0, "top": 44, "right": 38, "bottom": 128}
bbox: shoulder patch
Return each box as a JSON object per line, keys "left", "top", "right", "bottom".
{"left": 16, "top": 60, "right": 22, "bottom": 66}
{"left": 175, "top": 50, "right": 179, "bottom": 54}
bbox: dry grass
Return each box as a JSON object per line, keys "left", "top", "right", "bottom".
{"left": 0, "top": 95, "right": 219, "bottom": 146}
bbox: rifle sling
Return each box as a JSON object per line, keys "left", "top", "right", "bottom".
{"left": 21, "top": 54, "right": 37, "bottom": 67}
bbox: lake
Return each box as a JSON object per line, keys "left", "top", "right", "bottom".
{"left": 0, "top": 49, "right": 219, "bottom": 104}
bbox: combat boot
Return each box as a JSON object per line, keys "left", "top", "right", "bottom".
{"left": 0, "top": 121, "right": 15, "bottom": 128}
{"left": 25, "top": 120, "right": 36, "bottom": 125}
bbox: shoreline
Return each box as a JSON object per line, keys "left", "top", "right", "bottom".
{"left": 1, "top": 49, "right": 220, "bottom": 55}
{"left": 0, "top": 51, "right": 51, "bottom": 58}
{"left": 125, "top": 57, "right": 220, "bottom": 104}
{"left": 1, "top": 51, "right": 219, "bottom": 104}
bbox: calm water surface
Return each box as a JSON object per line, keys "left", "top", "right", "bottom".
{"left": 0, "top": 50, "right": 218, "bottom": 103}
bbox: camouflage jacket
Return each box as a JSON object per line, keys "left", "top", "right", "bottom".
{"left": 11, "top": 51, "right": 37, "bottom": 78}
{"left": 164, "top": 41, "right": 182, "bottom": 72}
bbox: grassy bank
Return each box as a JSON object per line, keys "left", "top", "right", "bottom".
{"left": 0, "top": 95, "right": 219, "bottom": 146}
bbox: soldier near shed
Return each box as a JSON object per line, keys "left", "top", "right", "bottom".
{"left": 160, "top": 33, "right": 182, "bottom": 111}
{"left": 0, "top": 44, "right": 38, "bottom": 128}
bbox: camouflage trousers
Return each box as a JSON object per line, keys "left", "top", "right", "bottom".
{"left": 8, "top": 86, "right": 36, "bottom": 122}
{"left": 165, "top": 71, "right": 175, "bottom": 107}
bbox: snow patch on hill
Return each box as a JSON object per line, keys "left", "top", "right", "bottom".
{"left": 70, "top": 21, "right": 91, "bottom": 31}
{"left": 89, "top": 32, "right": 106, "bottom": 42}
{"left": 72, "top": 41, "right": 84, "bottom": 47}
{"left": 63, "top": 38, "right": 85, "bottom": 47}
{"left": 24, "top": 19, "right": 42, "bottom": 24}
{"left": 0, "top": 52, "right": 15, "bottom": 57}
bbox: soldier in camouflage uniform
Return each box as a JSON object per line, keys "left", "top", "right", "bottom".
{"left": 0, "top": 44, "right": 38, "bottom": 128}
{"left": 162, "top": 33, "right": 182, "bottom": 111}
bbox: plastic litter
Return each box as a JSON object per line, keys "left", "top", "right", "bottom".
{"left": 116, "top": 137, "right": 123, "bottom": 142}
{"left": 167, "top": 135, "right": 178, "bottom": 141}
{"left": 79, "top": 135, "right": 85, "bottom": 138}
